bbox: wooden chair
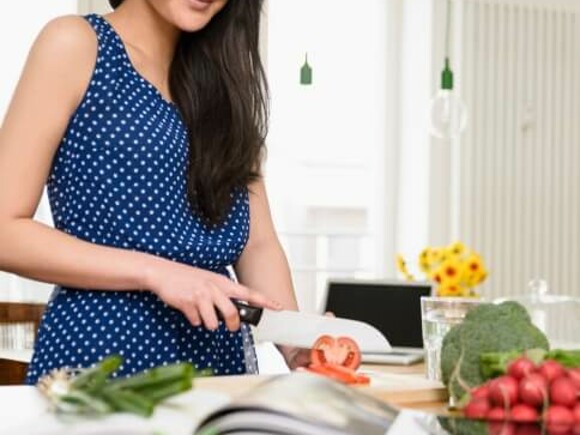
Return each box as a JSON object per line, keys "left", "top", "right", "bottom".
{"left": 0, "top": 302, "right": 45, "bottom": 385}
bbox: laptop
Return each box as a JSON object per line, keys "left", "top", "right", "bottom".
{"left": 323, "top": 279, "right": 432, "bottom": 365}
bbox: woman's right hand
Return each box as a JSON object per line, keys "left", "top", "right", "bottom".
{"left": 144, "top": 259, "right": 282, "bottom": 332}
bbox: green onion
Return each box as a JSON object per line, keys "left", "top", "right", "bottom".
{"left": 133, "top": 377, "right": 193, "bottom": 404}
{"left": 71, "top": 355, "right": 123, "bottom": 391}
{"left": 105, "top": 362, "right": 194, "bottom": 391}
{"left": 59, "top": 390, "right": 114, "bottom": 414}
{"left": 38, "top": 355, "right": 196, "bottom": 418}
{"left": 100, "top": 389, "right": 156, "bottom": 417}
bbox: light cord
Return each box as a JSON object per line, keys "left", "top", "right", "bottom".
{"left": 445, "top": 0, "right": 452, "bottom": 59}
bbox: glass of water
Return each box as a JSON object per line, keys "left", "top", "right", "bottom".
{"left": 421, "top": 296, "right": 484, "bottom": 381}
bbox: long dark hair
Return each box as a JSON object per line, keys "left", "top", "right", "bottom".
{"left": 109, "top": 0, "right": 268, "bottom": 225}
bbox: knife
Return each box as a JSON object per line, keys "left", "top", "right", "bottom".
{"left": 226, "top": 301, "right": 392, "bottom": 354}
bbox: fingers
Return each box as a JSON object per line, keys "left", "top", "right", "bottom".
{"left": 245, "top": 288, "right": 282, "bottom": 310}
{"left": 183, "top": 307, "right": 202, "bottom": 328}
{"left": 278, "top": 345, "right": 312, "bottom": 370}
{"left": 223, "top": 281, "right": 282, "bottom": 310}
{"left": 212, "top": 288, "right": 241, "bottom": 332}
{"left": 196, "top": 290, "right": 220, "bottom": 331}
{"left": 288, "top": 348, "right": 312, "bottom": 370}
{"left": 175, "top": 270, "right": 283, "bottom": 331}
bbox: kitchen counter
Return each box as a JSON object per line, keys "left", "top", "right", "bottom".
{"left": 0, "top": 362, "right": 449, "bottom": 434}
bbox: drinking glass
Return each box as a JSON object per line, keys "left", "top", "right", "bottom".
{"left": 421, "top": 297, "right": 484, "bottom": 381}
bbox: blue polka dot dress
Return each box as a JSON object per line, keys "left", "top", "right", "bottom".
{"left": 25, "top": 14, "right": 259, "bottom": 384}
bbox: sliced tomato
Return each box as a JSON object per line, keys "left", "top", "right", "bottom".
{"left": 307, "top": 364, "right": 359, "bottom": 384}
{"left": 306, "top": 363, "right": 370, "bottom": 385}
{"left": 354, "top": 372, "right": 370, "bottom": 385}
{"left": 310, "top": 335, "right": 362, "bottom": 370}
{"left": 337, "top": 337, "right": 361, "bottom": 370}
{"left": 324, "top": 364, "right": 370, "bottom": 385}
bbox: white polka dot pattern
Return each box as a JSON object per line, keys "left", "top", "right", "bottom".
{"left": 25, "top": 14, "right": 257, "bottom": 384}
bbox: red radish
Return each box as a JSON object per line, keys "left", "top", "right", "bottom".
{"left": 568, "top": 368, "right": 580, "bottom": 391}
{"left": 487, "top": 421, "right": 515, "bottom": 435}
{"left": 545, "top": 423, "right": 574, "bottom": 435}
{"left": 464, "top": 398, "right": 491, "bottom": 419}
{"left": 519, "top": 373, "right": 548, "bottom": 408}
{"left": 489, "top": 375, "right": 519, "bottom": 407}
{"left": 471, "top": 384, "right": 490, "bottom": 400}
{"left": 539, "top": 360, "right": 565, "bottom": 383}
{"left": 550, "top": 377, "right": 577, "bottom": 407}
{"left": 488, "top": 407, "right": 509, "bottom": 421}
{"left": 573, "top": 403, "right": 580, "bottom": 424}
{"left": 510, "top": 404, "right": 539, "bottom": 423}
{"left": 513, "top": 424, "right": 541, "bottom": 435}
{"left": 544, "top": 405, "right": 574, "bottom": 428}
{"left": 508, "top": 357, "right": 536, "bottom": 380}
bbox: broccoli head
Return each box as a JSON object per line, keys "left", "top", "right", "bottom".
{"left": 440, "top": 301, "right": 549, "bottom": 402}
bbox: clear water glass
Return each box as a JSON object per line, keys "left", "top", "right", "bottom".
{"left": 421, "top": 297, "right": 484, "bottom": 381}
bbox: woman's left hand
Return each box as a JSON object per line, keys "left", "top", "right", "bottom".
{"left": 278, "top": 311, "right": 335, "bottom": 370}
{"left": 278, "top": 345, "right": 312, "bottom": 370}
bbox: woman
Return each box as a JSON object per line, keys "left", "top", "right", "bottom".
{"left": 0, "top": 0, "right": 305, "bottom": 383}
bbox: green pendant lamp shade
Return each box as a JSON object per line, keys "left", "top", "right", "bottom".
{"left": 441, "top": 57, "right": 454, "bottom": 90}
{"left": 300, "top": 53, "right": 312, "bottom": 85}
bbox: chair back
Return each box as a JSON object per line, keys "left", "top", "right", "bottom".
{"left": 0, "top": 302, "right": 45, "bottom": 385}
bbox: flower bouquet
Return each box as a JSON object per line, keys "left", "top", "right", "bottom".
{"left": 396, "top": 241, "right": 488, "bottom": 297}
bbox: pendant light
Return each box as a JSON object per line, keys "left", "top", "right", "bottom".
{"left": 300, "top": 53, "right": 313, "bottom": 85}
{"left": 429, "top": 0, "right": 467, "bottom": 139}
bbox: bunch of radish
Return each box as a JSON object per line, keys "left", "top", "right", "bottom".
{"left": 463, "top": 357, "right": 580, "bottom": 434}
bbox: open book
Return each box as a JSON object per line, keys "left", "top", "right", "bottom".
{"left": 194, "top": 372, "right": 398, "bottom": 435}
{"left": 194, "top": 371, "right": 566, "bottom": 435}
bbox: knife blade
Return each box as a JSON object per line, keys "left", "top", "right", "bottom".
{"left": 230, "top": 301, "right": 391, "bottom": 354}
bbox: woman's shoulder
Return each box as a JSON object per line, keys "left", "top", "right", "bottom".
{"left": 23, "top": 16, "right": 100, "bottom": 110}
{"left": 33, "top": 15, "right": 97, "bottom": 60}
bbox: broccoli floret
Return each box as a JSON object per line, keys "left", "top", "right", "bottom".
{"left": 440, "top": 301, "right": 549, "bottom": 402}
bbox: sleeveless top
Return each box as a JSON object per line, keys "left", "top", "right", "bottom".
{"left": 25, "top": 14, "right": 257, "bottom": 384}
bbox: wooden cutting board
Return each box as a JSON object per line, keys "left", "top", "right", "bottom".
{"left": 357, "top": 369, "right": 448, "bottom": 405}
{"left": 196, "top": 363, "right": 448, "bottom": 410}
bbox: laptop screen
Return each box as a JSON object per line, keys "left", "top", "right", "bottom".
{"left": 323, "top": 280, "right": 432, "bottom": 349}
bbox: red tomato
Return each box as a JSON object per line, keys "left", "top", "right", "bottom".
{"left": 306, "top": 363, "right": 370, "bottom": 385}
{"left": 310, "top": 335, "right": 361, "bottom": 370}
{"left": 307, "top": 364, "right": 358, "bottom": 384}
{"left": 337, "top": 337, "right": 362, "bottom": 370}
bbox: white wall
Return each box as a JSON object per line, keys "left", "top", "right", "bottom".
{"left": 78, "top": 0, "right": 111, "bottom": 15}
{"left": 396, "top": 0, "right": 435, "bottom": 269}
{"left": 265, "top": 0, "right": 390, "bottom": 310}
{"left": 0, "top": 2, "right": 78, "bottom": 120}
{"left": 0, "top": 1, "right": 78, "bottom": 301}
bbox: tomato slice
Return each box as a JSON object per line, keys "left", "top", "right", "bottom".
{"left": 310, "top": 335, "right": 336, "bottom": 366}
{"left": 310, "top": 335, "right": 362, "bottom": 370}
{"left": 337, "top": 337, "right": 361, "bottom": 370}
{"left": 306, "top": 363, "right": 370, "bottom": 385}
{"left": 354, "top": 373, "right": 370, "bottom": 385}
{"left": 306, "top": 364, "right": 358, "bottom": 384}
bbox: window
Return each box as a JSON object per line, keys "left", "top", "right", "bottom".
{"left": 264, "top": 0, "right": 392, "bottom": 311}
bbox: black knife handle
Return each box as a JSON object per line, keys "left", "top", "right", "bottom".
{"left": 217, "top": 300, "right": 263, "bottom": 326}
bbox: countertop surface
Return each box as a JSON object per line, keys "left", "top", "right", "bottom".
{"left": 0, "top": 362, "right": 448, "bottom": 434}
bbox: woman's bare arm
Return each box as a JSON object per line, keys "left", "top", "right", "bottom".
{"left": 234, "top": 179, "right": 309, "bottom": 366}
{"left": 0, "top": 16, "right": 158, "bottom": 291}
{"left": 234, "top": 179, "right": 299, "bottom": 311}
